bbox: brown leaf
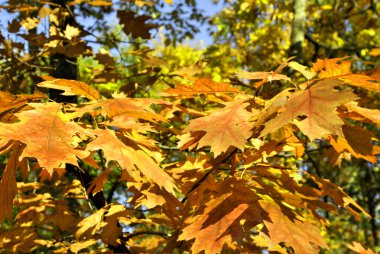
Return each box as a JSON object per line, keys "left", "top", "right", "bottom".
{"left": 328, "top": 125, "right": 380, "bottom": 163}
{"left": 117, "top": 10, "right": 156, "bottom": 39}
{"left": 180, "top": 177, "right": 264, "bottom": 253}
{"left": 8, "top": 19, "right": 21, "bottom": 33}
{"left": 310, "top": 175, "right": 369, "bottom": 220}
{"left": 262, "top": 79, "right": 357, "bottom": 140}
{"left": 38, "top": 76, "right": 100, "bottom": 101}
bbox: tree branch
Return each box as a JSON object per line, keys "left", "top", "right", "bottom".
{"left": 181, "top": 147, "right": 238, "bottom": 203}
{"left": 66, "top": 164, "right": 106, "bottom": 210}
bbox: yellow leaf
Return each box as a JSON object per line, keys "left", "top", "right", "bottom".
{"left": 70, "top": 239, "right": 97, "bottom": 253}
{"left": 38, "top": 76, "right": 100, "bottom": 100}
{"left": 64, "top": 24, "right": 81, "bottom": 40}
{"left": 88, "top": 0, "right": 112, "bottom": 6}
{"left": 21, "top": 17, "right": 39, "bottom": 30}
{"left": 288, "top": 61, "right": 316, "bottom": 80}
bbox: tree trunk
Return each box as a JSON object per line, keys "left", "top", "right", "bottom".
{"left": 289, "top": 0, "right": 307, "bottom": 61}
{"left": 49, "top": 0, "right": 77, "bottom": 103}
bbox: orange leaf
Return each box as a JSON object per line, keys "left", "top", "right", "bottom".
{"left": 0, "top": 102, "right": 89, "bottom": 175}
{"left": 87, "top": 129, "right": 177, "bottom": 195}
{"left": 345, "top": 102, "right": 380, "bottom": 126}
{"left": 181, "top": 99, "right": 255, "bottom": 156}
{"left": 87, "top": 167, "right": 112, "bottom": 195}
{"left": 262, "top": 201, "right": 328, "bottom": 254}
{"left": 312, "top": 58, "right": 380, "bottom": 91}
{"left": 164, "top": 78, "right": 240, "bottom": 96}
{"left": 80, "top": 98, "right": 167, "bottom": 122}
{"left": 0, "top": 141, "right": 25, "bottom": 222}
{"left": 262, "top": 79, "right": 357, "bottom": 140}
{"left": 347, "top": 242, "right": 376, "bottom": 254}
{"left": 312, "top": 58, "right": 351, "bottom": 77}
{"left": 237, "top": 57, "right": 294, "bottom": 88}
{"left": 0, "top": 90, "right": 46, "bottom": 115}
{"left": 38, "top": 76, "right": 100, "bottom": 100}
{"left": 178, "top": 193, "right": 249, "bottom": 254}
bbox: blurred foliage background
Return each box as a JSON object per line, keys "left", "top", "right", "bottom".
{"left": 0, "top": 0, "right": 379, "bottom": 252}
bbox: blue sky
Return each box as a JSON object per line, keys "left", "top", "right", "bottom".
{"left": 0, "top": 1, "right": 224, "bottom": 50}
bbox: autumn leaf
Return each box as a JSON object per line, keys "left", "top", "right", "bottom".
{"left": 86, "top": 129, "right": 178, "bottom": 195}
{"left": 180, "top": 99, "right": 255, "bottom": 156}
{"left": 262, "top": 79, "right": 357, "bottom": 140}
{"left": 312, "top": 58, "right": 351, "bottom": 77}
{"left": 310, "top": 175, "right": 369, "bottom": 220}
{"left": 87, "top": 168, "right": 112, "bottom": 195}
{"left": 328, "top": 125, "right": 380, "bottom": 163}
{"left": 117, "top": 10, "right": 156, "bottom": 39}
{"left": 76, "top": 203, "right": 128, "bottom": 245}
{"left": 37, "top": 76, "right": 100, "bottom": 101}
{"left": 0, "top": 141, "right": 25, "bottom": 222}
{"left": 237, "top": 57, "right": 294, "bottom": 88}
{"left": 20, "top": 17, "right": 39, "bottom": 30}
{"left": 288, "top": 61, "right": 316, "bottom": 80}
{"left": 87, "top": 0, "right": 112, "bottom": 6}
{"left": 70, "top": 239, "right": 97, "bottom": 253}
{"left": 345, "top": 102, "right": 380, "bottom": 126}
{"left": 79, "top": 97, "right": 167, "bottom": 122}
{"left": 347, "top": 241, "right": 376, "bottom": 254}
{"left": 101, "top": 203, "right": 130, "bottom": 245}
{"left": 312, "top": 58, "right": 380, "bottom": 91}
{"left": 163, "top": 78, "right": 240, "bottom": 96}
{"left": 179, "top": 177, "right": 265, "bottom": 254}
{"left": 63, "top": 24, "right": 81, "bottom": 40}
{"left": 0, "top": 90, "right": 46, "bottom": 115}
{"left": 179, "top": 193, "right": 249, "bottom": 254}
{"left": 261, "top": 201, "right": 328, "bottom": 254}
{"left": 76, "top": 206, "right": 105, "bottom": 240}
{"left": 0, "top": 102, "right": 89, "bottom": 174}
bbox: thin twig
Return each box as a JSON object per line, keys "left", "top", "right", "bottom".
{"left": 123, "top": 231, "right": 168, "bottom": 241}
